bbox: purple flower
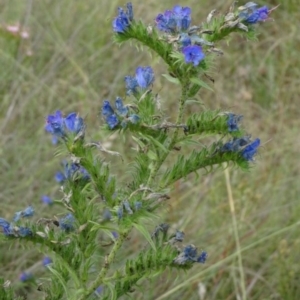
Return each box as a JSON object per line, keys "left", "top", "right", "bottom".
{"left": 227, "top": 113, "right": 243, "bottom": 132}
{"left": 45, "top": 110, "right": 65, "bottom": 138}
{"left": 239, "top": 3, "right": 270, "bottom": 24}
{"left": 64, "top": 112, "right": 85, "bottom": 134}
{"left": 59, "top": 213, "right": 75, "bottom": 232}
{"left": 41, "top": 195, "right": 53, "bottom": 205}
{"left": 19, "top": 272, "right": 33, "bottom": 282}
{"left": 112, "top": 2, "right": 134, "bottom": 33}
{"left": 241, "top": 138, "right": 260, "bottom": 161}
{"left": 182, "top": 45, "right": 205, "bottom": 66}
{"left": 135, "top": 66, "right": 155, "bottom": 89}
{"left": 155, "top": 5, "right": 191, "bottom": 33}
{"left": 42, "top": 256, "right": 52, "bottom": 267}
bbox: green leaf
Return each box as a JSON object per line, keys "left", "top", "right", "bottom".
{"left": 133, "top": 222, "right": 156, "bottom": 252}
{"left": 162, "top": 74, "right": 180, "bottom": 85}
{"left": 190, "top": 77, "right": 214, "bottom": 92}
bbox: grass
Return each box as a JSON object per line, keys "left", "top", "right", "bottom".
{"left": 1, "top": 0, "right": 300, "bottom": 299}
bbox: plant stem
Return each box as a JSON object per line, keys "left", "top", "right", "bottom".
{"left": 146, "top": 80, "right": 189, "bottom": 188}
{"left": 78, "top": 229, "right": 130, "bottom": 300}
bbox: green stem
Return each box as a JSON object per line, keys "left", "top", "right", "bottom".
{"left": 79, "top": 229, "right": 130, "bottom": 300}
{"left": 146, "top": 80, "right": 189, "bottom": 188}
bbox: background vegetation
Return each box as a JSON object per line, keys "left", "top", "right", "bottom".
{"left": 0, "top": 0, "right": 299, "bottom": 299}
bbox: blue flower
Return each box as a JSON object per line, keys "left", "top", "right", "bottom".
{"left": 182, "top": 45, "right": 205, "bottom": 66}
{"left": 112, "top": 231, "right": 118, "bottom": 239}
{"left": 101, "top": 100, "right": 120, "bottom": 129}
{"left": 102, "top": 100, "right": 115, "bottom": 117}
{"left": 173, "top": 244, "right": 208, "bottom": 265}
{"left": 174, "top": 230, "right": 185, "bottom": 242}
{"left": 103, "top": 209, "right": 112, "bottom": 221}
{"left": 221, "top": 137, "right": 260, "bottom": 161}
{"left": 55, "top": 171, "right": 66, "bottom": 183}
{"left": 227, "top": 113, "right": 243, "bottom": 132}
{"left": 42, "top": 256, "right": 52, "bottom": 267}
{"left": 124, "top": 75, "right": 138, "bottom": 95}
{"left": 64, "top": 112, "right": 85, "bottom": 134}
{"left": 123, "top": 200, "right": 133, "bottom": 214}
{"left": 106, "top": 114, "right": 119, "bottom": 129}
{"left": 128, "top": 114, "right": 140, "bottom": 124}
{"left": 117, "top": 206, "right": 123, "bottom": 219}
{"left": 155, "top": 5, "right": 191, "bottom": 33}
{"left": 13, "top": 206, "right": 34, "bottom": 222}
{"left": 19, "top": 272, "right": 33, "bottom": 282}
{"left": 18, "top": 226, "right": 33, "bottom": 237}
{"left": 115, "top": 97, "right": 129, "bottom": 116}
{"left": 41, "top": 195, "right": 53, "bottom": 205}
{"left": 95, "top": 286, "right": 103, "bottom": 296}
{"left": 60, "top": 162, "right": 90, "bottom": 182}
{"left": 239, "top": 3, "right": 270, "bottom": 24}
{"left": 0, "top": 218, "right": 10, "bottom": 234}
{"left": 45, "top": 110, "right": 65, "bottom": 138}
{"left": 197, "top": 251, "right": 208, "bottom": 263}
{"left": 135, "top": 66, "right": 155, "bottom": 89}
{"left": 112, "top": 2, "right": 134, "bottom": 33}
{"left": 59, "top": 213, "right": 75, "bottom": 232}
{"left": 221, "top": 136, "right": 251, "bottom": 152}
{"left": 45, "top": 111, "right": 85, "bottom": 140}
{"left": 134, "top": 201, "right": 142, "bottom": 211}
{"left": 178, "top": 33, "right": 192, "bottom": 47}
{"left": 241, "top": 138, "right": 260, "bottom": 161}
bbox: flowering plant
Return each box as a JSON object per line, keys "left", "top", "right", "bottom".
{"left": 0, "top": 2, "right": 273, "bottom": 299}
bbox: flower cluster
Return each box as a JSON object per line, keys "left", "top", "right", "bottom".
{"left": 45, "top": 111, "right": 85, "bottom": 140}
{"left": 221, "top": 137, "right": 261, "bottom": 161}
{"left": 155, "top": 6, "right": 191, "bottom": 34}
{"left": 117, "top": 200, "right": 142, "bottom": 220}
{"left": 155, "top": 5, "right": 205, "bottom": 66}
{"left": 227, "top": 113, "right": 243, "bottom": 132}
{"left": 173, "top": 244, "right": 207, "bottom": 265}
{"left": 59, "top": 213, "right": 76, "bottom": 232}
{"left": 55, "top": 161, "right": 90, "bottom": 184}
{"left": 0, "top": 206, "right": 34, "bottom": 238}
{"left": 125, "top": 66, "right": 155, "bottom": 95}
{"left": 112, "top": 2, "right": 133, "bottom": 33}
{"left": 101, "top": 97, "right": 140, "bottom": 130}
{"left": 239, "top": 2, "right": 270, "bottom": 24}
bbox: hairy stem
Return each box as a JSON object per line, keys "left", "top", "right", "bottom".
{"left": 79, "top": 229, "right": 130, "bottom": 300}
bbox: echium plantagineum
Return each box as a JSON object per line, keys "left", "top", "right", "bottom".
{"left": 0, "top": 2, "right": 274, "bottom": 299}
